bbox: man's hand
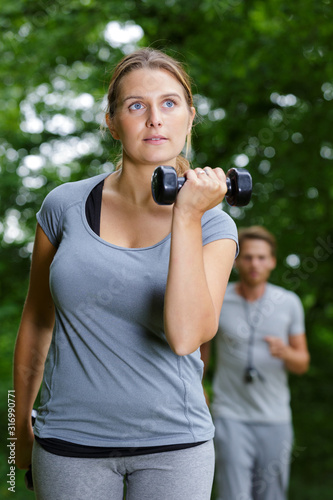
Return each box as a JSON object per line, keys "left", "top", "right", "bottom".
{"left": 264, "top": 336, "right": 288, "bottom": 360}
{"left": 264, "top": 334, "right": 310, "bottom": 374}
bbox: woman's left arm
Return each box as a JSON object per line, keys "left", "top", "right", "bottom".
{"left": 164, "top": 167, "right": 236, "bottom": 356}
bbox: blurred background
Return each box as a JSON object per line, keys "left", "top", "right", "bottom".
{"left": 1, "top": 0, "right": 332, "bottom": 497}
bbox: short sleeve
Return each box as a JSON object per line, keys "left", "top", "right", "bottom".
{"left": 201, "top": 206, "right": 239, "bottom": 256}
{"left": 36, "top": 185, "right": 66, "bottom": 247}
{"left": 288, "top": 292, "right": 305, "bottom": 335}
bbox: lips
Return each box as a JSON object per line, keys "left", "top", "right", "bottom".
{"left": 143, "top": 136, "right": 168, "bottom": 144}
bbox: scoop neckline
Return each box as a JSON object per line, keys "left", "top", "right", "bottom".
{"left": 81, "top": 173, "right": 172, "bottom": 251}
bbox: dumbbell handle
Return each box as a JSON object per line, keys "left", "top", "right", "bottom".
{"left": 176, "top": 174, "right": 235, "bottom": 199}
{"left": 151, "top": 166, "right": 252, "bottom": 206}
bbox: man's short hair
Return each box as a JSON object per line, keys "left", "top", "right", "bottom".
{"left": 238, "top": 226, "right": 277, "bottom": 256}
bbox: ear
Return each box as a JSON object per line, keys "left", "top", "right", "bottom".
{"left": 187, "top": 107, "right": 196, "bottom": 134}
{"left": 269, "top": 256, "right": 277, "bottom": 271}
{"left": 105, "top": 113, "right": 120, "bottom": 140}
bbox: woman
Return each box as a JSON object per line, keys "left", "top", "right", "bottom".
{"left": 14, "top": 48, "right": 238, "bottom": 499}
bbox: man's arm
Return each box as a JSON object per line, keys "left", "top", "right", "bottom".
{"left": 264, "top": 333, "right": 310, "bottom": 374}
{"left": 200, "top": 341, "right": 213, "bottom": 406}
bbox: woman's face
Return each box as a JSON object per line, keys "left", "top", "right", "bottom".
{"left": 107, "top": 68, "right": 195, "bottom": 169}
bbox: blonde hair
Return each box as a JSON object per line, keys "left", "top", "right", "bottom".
{"left": 107, "top": 48, "right": 194, "bottom": 175}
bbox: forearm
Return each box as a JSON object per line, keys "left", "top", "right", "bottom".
{"left": 14, "top": 317, "right": 53, "bottom": 430}
{"left": 283, "top": 346, "right": 310, "bottom": 374}
{"left": 163, "top": 167, "right": 235, "bottom": 356}
{"left": 164, "top": 211, "right": 219, "bottom": 355}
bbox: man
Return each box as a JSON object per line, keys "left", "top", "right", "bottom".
{"left": 201, "top": 226, "right": 310, "bottom": 500}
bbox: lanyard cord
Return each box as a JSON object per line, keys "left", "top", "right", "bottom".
{"left": 243, "top": 296, "right": 266, "bottom": 382}
{"left": 245, "top": 302, "right": 256, "bottom": 369}
{"left": 243, "top": 299, "right": 257, "bottom": 369}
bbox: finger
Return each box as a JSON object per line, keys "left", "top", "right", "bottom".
{"left": 194, "top": 167, "right": 210, "bottom": 179}
{"left": 212, "top": 167, "right": 227, "bottom": 182}
{"left": 203, "top": 167, "right": 228, "bottom": 196}
{"left": 184, "top": 169, "right": 198, "bottom": 181}
{"left": 201, "top": 167, "right": 220, "bottom": 181}
{"left": 202, "top": 166, "right": 213, "bottom": 176}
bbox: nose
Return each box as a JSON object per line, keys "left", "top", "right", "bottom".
{"left": 251, "top": 258, "right": 261, "bottom": 268}
{"left": 146, "top": 105, "right": 162, "bottom": 128}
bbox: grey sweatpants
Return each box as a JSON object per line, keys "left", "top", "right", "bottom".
{"left": 213, "top": 417, "right": 293, "bottom": 500}
{"left": 32, "top": 439, "right": 214, "bottom": 500}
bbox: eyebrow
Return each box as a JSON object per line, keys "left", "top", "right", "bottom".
{"left": 122, "top": 93, "right": 182, "bottom": 103}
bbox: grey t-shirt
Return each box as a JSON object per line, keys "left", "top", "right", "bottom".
{"left": 211, "top": 282, "right": 305, "bottom": 423}
{"left": 34, "top": 173, "right": 238, "bottom": 448}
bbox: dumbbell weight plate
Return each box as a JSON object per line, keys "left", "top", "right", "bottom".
{"left": 226, "top": 168, "right": 252, "bottom": 207}
{"left": 151, "top": 165, "right": 179, "bottom": 205}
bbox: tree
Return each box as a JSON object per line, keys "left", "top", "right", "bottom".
{"left": 1, "top": 1, "right": 332, "bottom": 497}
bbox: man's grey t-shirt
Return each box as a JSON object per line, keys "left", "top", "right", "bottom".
{"left": 34, "top": 173, "right": 238, "bottom": 448}
{"left": 211, "top": 282, "right": 305, "bottom": 423}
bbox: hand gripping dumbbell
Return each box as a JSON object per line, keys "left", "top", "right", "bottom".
{"left": 151, "top": 166, "right": 252, "bottom": 206}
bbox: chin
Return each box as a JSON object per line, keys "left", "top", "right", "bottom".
{"left": 246, "top": 277, "right": 263, "bottom": 286}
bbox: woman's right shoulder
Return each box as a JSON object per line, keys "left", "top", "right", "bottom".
{"left": 41, "top": 174, "right": 107, "bottom": 211}
{"left": 37, "top": 174, "right": 107, "bottom": 247}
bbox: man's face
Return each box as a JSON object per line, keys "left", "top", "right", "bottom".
{"left": 235, "top": 239, "right": 276, "bottom": 286}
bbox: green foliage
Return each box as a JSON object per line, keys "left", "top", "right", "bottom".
{"left": 1, "top": 0, "right": 332, "bottom": 497}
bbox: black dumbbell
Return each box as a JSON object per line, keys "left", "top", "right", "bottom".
{"left": 151, "top": 166, "right": 252, "bottom": 206}
{"left": 24, "top": 409, "right": 37, "bottom": 491}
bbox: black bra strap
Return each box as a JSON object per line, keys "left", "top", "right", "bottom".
{"left": 85, "top": 179, "right": 104, "bottom": 236}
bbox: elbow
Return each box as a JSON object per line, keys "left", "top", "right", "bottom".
{"left": 167, "top": 332, "right": 197, "bottom": 356}
{"left": 167, "top": 324, "right": 218, "bottom": 357}
{"left": 170, "top": 342, "right": 201, "bottom": 357}
{"left": 299, "top": 356, "right": 311, "bottom": 375}
{"left": 292, "top": 366, "right": 307, "bottom": 376}
{"left": 291, "top": 354, "right": 310, "bottom": 375}
{"left": 301, "top": 352, "right": 311, "bottom": 374}
{"left": 171, "top": 345, "right": 193, "bottom": 357}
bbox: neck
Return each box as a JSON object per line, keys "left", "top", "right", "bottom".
{"left": 236, "top": 282, "right": 267, "bottom": 302}
{"left": 106, "top": 164, "right": 157, "bottom": 208}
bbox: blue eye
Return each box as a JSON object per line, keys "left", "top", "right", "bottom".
{"left": 163, "top": 100, "right": 175, "bottom": 108}
{"left": 129, "top": 102, "right": 143, "bottom": 110}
